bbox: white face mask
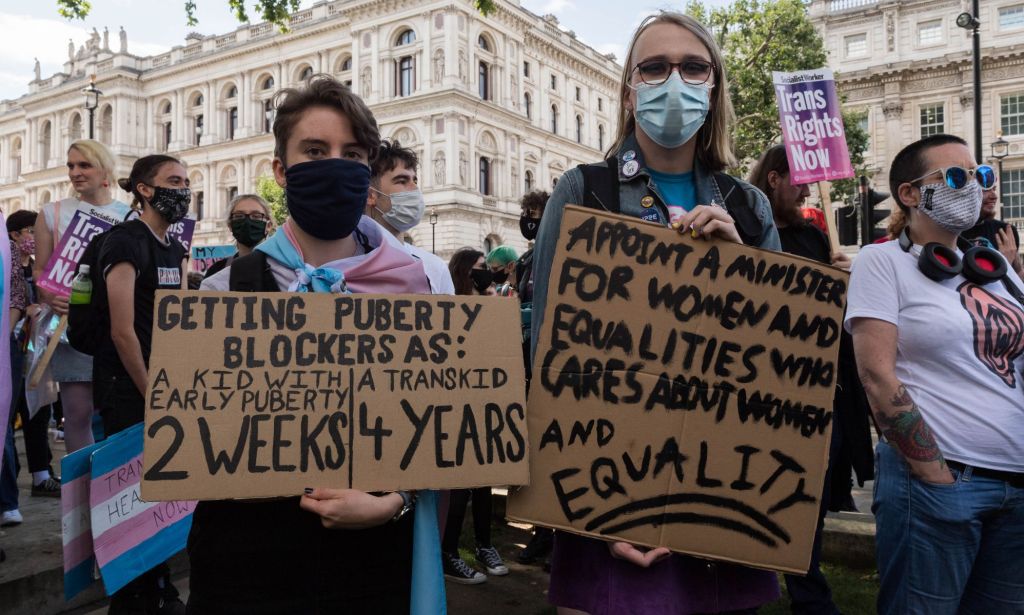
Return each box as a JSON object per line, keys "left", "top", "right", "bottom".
{"left": 373, "top": 188, "right": 425, "bottom": 232}
{"left": 917, "top": 180, "right": 982, "bottom": 234}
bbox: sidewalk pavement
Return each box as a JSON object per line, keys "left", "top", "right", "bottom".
{"left": 1, "top": 427, "right": 877, "bottom": 614}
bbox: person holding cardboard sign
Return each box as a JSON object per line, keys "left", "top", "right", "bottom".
{"left": 33, "top": 140, "right": 133, "bottom": 453}
{"left": 848, "top": 134, "right": 1024, "bottom": 614}
{"left": 192, "top": 75, "right": 445, "bottom": 615}
{"left": 527, "top": 11, "right": 783, "bottom": 615}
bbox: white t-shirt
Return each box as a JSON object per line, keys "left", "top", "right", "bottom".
{"left": 402, "top": 243, "right": 455, "bottom": 295}
{"left": 202, "top": 216, "right": 451, "bottom": 293}
{"left": 42, "top": 197, "right": 133, "bottom": 237}
{"left": 845, "top": 239, "right": 1024, "bottom": 472}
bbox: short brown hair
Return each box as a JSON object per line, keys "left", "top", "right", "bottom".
{"left": 371, "top": 139, "right": 419, "bottom": 180}
{"left": 272, "top": 74, "right": 380, "bottom": 165}
{"left": 520, "top": 190, "right": 550, "bottom": 216}
{"left": 748, "top": 144, "right": 789, "bottom": 203}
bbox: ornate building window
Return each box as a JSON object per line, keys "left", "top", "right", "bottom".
{"left": 396, "top": 29, "right": 416, "bottom": 46}
{"left": 1000, "top": 5, "right": 1024, "bottom": 29}
{"left": 228, "top": 107, "right": 238, "bottom": 140}
{"left": 919, "top": 104, "right": 944, "bottom": 138}
{"left": 524, "top": 92, "right": 532, "bottom": 119}
{"left": 575, "top": 114, "right": 583, "bottom": 144}
{"left": 1001, "top": 168, "right": 1024, "bottom": 220}
{"left": 525, "top": 169, "right": 534, "bottom": 193}
{"left": 1002, "top": 93, "right": 1024, "bottom": 136}
{"left": 917, "top": 20, "right": 942, "bottom": 46}
{"left": 479, "top": 157, "right": 491, "bottom": 195}
{"left": 551, "top": 105, "right": 558, "bottom": 135}
{"left": 598, "top": 124, "right": 605, "bottom": 151}
{"left": 398, "top": 56, "right": 415, "bottom": 97}
{"left": 479, "top": 62, "right": 490, "bottom": 100}
{"left": 844, "top": 33, "right": 867, "bottom": 58}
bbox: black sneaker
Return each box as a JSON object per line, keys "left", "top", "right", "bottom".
{"left": 476, "top": 546, "right": 509, "bottom": 576}
{"left": 31, "top": 477, "right": 61, "bottom": 498}
{"left": 516, "top": 528, "right": 553, "bottom": 564}
{"left": 443, "top": 552, "right": 486, "bottom": 585}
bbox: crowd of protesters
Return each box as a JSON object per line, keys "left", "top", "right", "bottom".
{"left": 0, "top": 9, "right": 1021, "bottom": 615}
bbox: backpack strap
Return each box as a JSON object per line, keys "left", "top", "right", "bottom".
{"left": 713, "top": 173, "right": 763, "bottom": 247}
{"left": 229, "top": 252, "right": 276, "bottom": 292}
{"left": 577, "top": 158, "right": 620, "bottom": 213}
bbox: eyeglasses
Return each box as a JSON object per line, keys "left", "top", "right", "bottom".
{"left": 911, "top": 165, "right": 996, "bottom": 191}
{"left": 630, "top": 59, "right": 714, "bottom": 87}
{"left": 229, "top": 212, "right": 270, "bottom": 223}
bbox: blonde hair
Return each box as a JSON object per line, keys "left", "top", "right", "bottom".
{"left": 608, "top": 12, "right": 736, "bottom": 171}
{"left": 68, "top": 139, "right": 117, "bottom": 188}
{"left": 227, "top": 193, "right": 275, "bottom": 230}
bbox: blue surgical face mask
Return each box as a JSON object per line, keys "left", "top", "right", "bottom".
{"left": 634, "top": 73, "right": 711, "bottom": 149}
{"left": 284, "top": 158, "right": 370, "bottom": 240}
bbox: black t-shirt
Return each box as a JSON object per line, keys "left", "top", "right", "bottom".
{"left": 777, "top": 222, "right": 831, "bottom": 266}
{"left": 95, "top": 220, "right": 185, "bottom": 374}
{"left": 961, "top": 218, "right": 1020, "bottom": 251}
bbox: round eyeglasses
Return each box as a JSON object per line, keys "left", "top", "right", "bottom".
{"left": 631, "top": 59, "right": 715, "bottom": 87}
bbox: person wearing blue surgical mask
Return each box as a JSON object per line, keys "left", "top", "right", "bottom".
{"left": 366, "top": 139, "right": 454, "bottom": 294}
{"left": 528, "top": 11, "right": 782, "bottom": 615}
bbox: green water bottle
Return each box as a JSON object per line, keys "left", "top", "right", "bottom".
{"left": 69, "top": 265, "right": 92, "bottom": 306}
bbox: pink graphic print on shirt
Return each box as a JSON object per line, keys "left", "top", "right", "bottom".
{"left": 958, "top": 281, "right": 1024, "bottom": 387}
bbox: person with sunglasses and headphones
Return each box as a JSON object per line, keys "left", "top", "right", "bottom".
{"left": 846, "top": 134, "right": 1024, "bottom": 615}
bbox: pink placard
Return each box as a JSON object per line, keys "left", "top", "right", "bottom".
{"left": 773, "top": 69, "right": 855, "bottom": 185}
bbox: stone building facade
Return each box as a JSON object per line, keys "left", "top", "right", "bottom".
{"left": 0, "top": 0, "right": 620, "bottom": 259}
{"left": 810, "top": 0, "right": 1024, "bottom": 228}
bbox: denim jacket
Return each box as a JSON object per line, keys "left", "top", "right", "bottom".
{"left": 530, "top": 133, "right": 781, "bottom": 361}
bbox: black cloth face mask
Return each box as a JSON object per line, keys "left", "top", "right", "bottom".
{"left": 520, "top": 216, "right": 540, "bottom": 241}
{"left": 284, "top": 158, "right": 370, "bottom": 240}
{"left": 147, "top": 186, "right": 191, "bottom": 224}
{"left": 230, "top": 217, "right": 269, "bottom": 248}
{"left": 470, "top": 268, "right": 494, "bottom": 293}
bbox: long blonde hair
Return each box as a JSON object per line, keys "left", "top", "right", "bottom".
{"left": 68, "top": 139, "right": 117, "bottom": 188}
{"left": 608, "top": 12, "right": 736, "bottom": 171}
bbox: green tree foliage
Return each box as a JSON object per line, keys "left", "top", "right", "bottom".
{"left": 57, "top": 0, "right": 496, "bottom": 30}
{"left": 686, "top": 0, "right": 869, "bottom": 205}
{"left": 256, "top": 175, "right": 287, "bottom": 225}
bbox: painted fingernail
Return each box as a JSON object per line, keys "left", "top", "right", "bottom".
{"left": 691, "top": 229, "right": 699, "bottom": 239}
{"left": 671, "top": 221, "right": 679, "bottom": 229}
{"left": 303, "top": 487, "right": 314, "bottom": 495}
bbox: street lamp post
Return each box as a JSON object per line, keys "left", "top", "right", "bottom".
{"left": 957, "top": 2, "right": 982, "bottom": 162}
{"left": 429, "top": 207, "right": 438, "bottom": 254}
{"left": 82, "top": 75, "right": 102, "bottom": 139}
{"left": 991, "top": 130, "right": 1009, "bottom": 220}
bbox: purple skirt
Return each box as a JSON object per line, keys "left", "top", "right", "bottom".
{"left": 548, "top": 532, "right": 780, "bottom": 615}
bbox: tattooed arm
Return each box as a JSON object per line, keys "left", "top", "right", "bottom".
{"left": 850, "top": 317, "right": 955, "bottom": 484}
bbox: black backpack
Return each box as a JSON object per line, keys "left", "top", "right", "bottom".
{"left": 576, "top": 159, "right": 765, "bottom": 247}
{"left": 228, "top": 251, "right": 277, "bottom": 292}
{"left": 67, "top": 228, "right": 114, "bottom": 355}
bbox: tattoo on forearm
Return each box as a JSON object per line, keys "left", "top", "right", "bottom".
{"left": 880, "top": 385, "right": 945, "bottom": 465}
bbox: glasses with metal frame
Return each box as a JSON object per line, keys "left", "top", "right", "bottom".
{"left": 911, "top": 165, "right": 996, "bottom": 191}
{"left": 229, "top": 211, "right": 270, "bottom": 223}
{"left": 630, "top": 59, "right": 715, "bottom": 87}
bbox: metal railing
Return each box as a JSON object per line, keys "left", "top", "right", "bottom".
{"left": 829, "top": 0, "right": 879, "bottom": 12}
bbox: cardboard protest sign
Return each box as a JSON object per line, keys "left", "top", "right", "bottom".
{"left": 90, "top": 424, "right": 194, "bottom": 595}
{"left": 506, "top": 206, "right": 847, "bottom": 574}
{"left": 191, "top": 244, "right": 235, "bottom": 273}
{"left": 773, "top": 69, "right": 854, "bottom": 185}
{"left": 141, "top": 292, "right": 528, "bottom": 501}
{"left": 38, "top": 209, "right": 113, "bottom": 297}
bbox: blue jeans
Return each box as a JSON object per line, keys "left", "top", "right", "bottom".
{"left": 874, "top": 442, "right": 1024, "bottom": 614}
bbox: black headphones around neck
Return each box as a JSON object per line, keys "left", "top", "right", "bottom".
{"left": 898, "top": 226, "right": 1008, "bottom": 285}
